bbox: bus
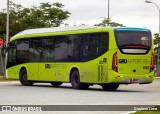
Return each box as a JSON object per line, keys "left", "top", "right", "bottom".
{"left": 6, "top": 26, "right": 154, "bottom": 90}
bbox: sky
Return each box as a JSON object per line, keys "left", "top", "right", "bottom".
{"left": 0, "top": 0, "right": 160, "bottom": 34}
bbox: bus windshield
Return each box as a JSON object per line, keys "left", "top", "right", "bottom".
{"left": 115, "top": 31, "right": 152, "bottom": 49}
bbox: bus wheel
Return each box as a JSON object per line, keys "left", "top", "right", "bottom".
{"left": 71, "top": 70, "right": 81, "bottom": 89}
{"left": 19, "top": 70, "right": 34, "bottom": 86}
{"left": 101, "top": 83, "right": 119, "bottom": 91}
{"left": 51, "top": 82, "right": 63, "bottom": 87}
{"left": 71, "top": 70, "right": 90, "bottom": 89}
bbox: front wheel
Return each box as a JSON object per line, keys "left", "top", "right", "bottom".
{"left": 101, "top": 83, "right": 119, "bottom": 91}
{"left": 19, "top": 70, "right": 34, "bottom": 86}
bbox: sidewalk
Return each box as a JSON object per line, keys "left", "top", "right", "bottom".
{"left": 0, "top": 76, "right": 6, "bottom": 81}
{"left": 154, "top": 77, "right": 160, "bottom": 79}
{"left": 0, "top": 76, "right": 17, "bottom": 81}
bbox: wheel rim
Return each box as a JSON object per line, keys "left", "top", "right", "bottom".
{"left": 74, "top": 75, "right": 79, "bottom": 84}
{"left": 23, "top": 73, "right": 27, "bottom": 82}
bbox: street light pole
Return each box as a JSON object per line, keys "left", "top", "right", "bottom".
{"left": 145, "top": 0, "right": 160, "bottom": 76}
{"left": 107, "top": 0, "right": 110, "bottom": 26}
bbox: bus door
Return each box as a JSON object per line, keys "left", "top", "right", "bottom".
{"left": 7, "top": 43, "right": 17, "bottom": 78}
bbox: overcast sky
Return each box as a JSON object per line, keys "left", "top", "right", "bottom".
{"left": 0, "top": 0, "right": 160, "bottom": 34}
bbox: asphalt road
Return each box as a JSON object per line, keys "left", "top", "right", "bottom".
{"left": 0, "top": 78, "right": 160, "bottom": 114}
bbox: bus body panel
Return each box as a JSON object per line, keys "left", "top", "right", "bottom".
{"left": 38, "top": 63, "right": 55, "bottom": 81}
{"left": 7, "top": 65, "right": 19, "bottom": 79}
{"left": 7, "top": 63, "right": 39, "bottom": 80}
{"left": 79, "top": 53, "right": 109, "bottom": 83}
{"left": 107, "top": 48, "right": 154, "bottom": 84}
{"left": 117, "top": 50, "right": 152, "bottom": 75}
{"left": 27, "top": 63, "right": 39, "bottom": 80}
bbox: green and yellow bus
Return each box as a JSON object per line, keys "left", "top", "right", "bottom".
{"left": 6, "top": 26, "right": 154, "bottom": 90}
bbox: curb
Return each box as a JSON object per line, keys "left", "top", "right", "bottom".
{"left": 0, "top": 76, "right": 18, "bottom": 82}
{"left": 154, "top": 77, "right": 160, "bottom": 79}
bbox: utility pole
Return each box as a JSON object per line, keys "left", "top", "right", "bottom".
{"left": 6, "top": 0, "right": 9, "bottom": 46}
{"left": 5, "top": 0, "right": 10, "bottom": 77}
{"left": 145, "top": 0, "right": 160, "bottom": 76}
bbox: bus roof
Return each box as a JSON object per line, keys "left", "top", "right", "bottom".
{"left": 12, "top": 26, "right": 98, "bottom": 39}
{"left": 114, "top": 27, "right": 150, "bottom": 32}
{"left": 10, "top": 26, "right": 150, "bottom": 41}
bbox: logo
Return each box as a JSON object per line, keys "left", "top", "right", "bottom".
{"left": 2, "top": 106, "right": 12, "bottom": 111}
{"left": 45, "top": 64, "right": 51, "bottom": 69}
{"left": 119, "top": 59, "right": 127, "bottom": 64}
{"left": 119, "top": 59, "right": 143, "bottom": 64}
{"left": 1, "top": 105, "right": 42, "bottom": 112}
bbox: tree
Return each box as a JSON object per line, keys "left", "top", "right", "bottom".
{"left": 95, "top": 18, "right": 124, "bottom": 27}
{"left": 153, "top": 33, "right": 160, "bottom": 70}
{"left": 153, "top": 33, "right": 160, "bottom": 46}
{"left": 0, "top": 1, "right": 70, "bottom": 38}
{"left": 153, "top": 33, "right": 160, "bottom": 57}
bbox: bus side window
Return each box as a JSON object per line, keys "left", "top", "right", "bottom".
{"left": 67, "top": 34, "right": 82, "bottom": 62}
{"left": 17, "top": 40, "right": 29, "bottom": 62}
{"left": 99, "top": 32, "right": 109, "bottom": 55}
{"left": 41, "top": 38, "right": 54, "bottom": 62}
{"left": 54, "top": 36, "right": 68, "bottom": 62}
{"left": 29, "top": 39, "right": 42, "bottom": 62}
{"left": 82, "top": 33, "right": 99, "bottom": 61}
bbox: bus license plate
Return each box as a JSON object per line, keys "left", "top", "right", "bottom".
{"left": 130, "top": 79, "right": 139, "bottom": 83}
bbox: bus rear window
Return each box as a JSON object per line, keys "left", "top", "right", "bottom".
{"left": 115, "top": 31, "right": 152, "bottom": 48}
{"left": 115, "top": 31, "right": 152, "bottom": 54}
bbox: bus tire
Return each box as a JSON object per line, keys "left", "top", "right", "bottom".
{"left": 51, "top": 82, "right": 63, "bottom": 87}
{"left": 71, "top": 70, "right": 81, "bottom": 89}
{"left": 19, "top": 70, "right": 34, "bottom": 86}
{"left": 71, "top": 70, "right": 89, "bottom": 89}
{"left": 101, "top": 83, "right": 119, "bottom": 91}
